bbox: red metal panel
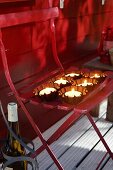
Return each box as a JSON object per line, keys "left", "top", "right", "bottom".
{"left": 0, "top": 4, "right": 64, "bottom": 169}
{"left": 0, "top": 7, "right": 59, "bottom": 28}
{"left": 0, "top": 32, "right": 64, "bottom": 170}
{"left": 0, "top": 0, "right": 29, "bottom": 2}
{"left": 2, "top": 25, "right": 31, "bottom": 57}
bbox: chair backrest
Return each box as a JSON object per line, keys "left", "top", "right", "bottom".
{"left": 0, "top": 7, "right": 59, "bottom": 28}
{"left": 0, "top": 7, "right": 63, "bottom": 94}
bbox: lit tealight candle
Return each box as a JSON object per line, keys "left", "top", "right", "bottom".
{"left": 65, "top": 88, "right": 82, "bottom": 98}
{"left": 78, "top": 80, "right": 93, "bottom": 87}
{"left": 91, "top": 74, "right": 100, "bottom": 78}
{"left": 39, "top": 87, "right": 56, "bottom": 96}
{"left": 54, "top": 78, "right": 68, "bottom": 85}
{"left": 65, "top": 73, "right": 80, "bottom": 77}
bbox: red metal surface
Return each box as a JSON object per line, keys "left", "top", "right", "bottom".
{"left": 1, "top": 0, "right": 113, "bottom": 90}
{"left": 1, "top": 3, "right": 113, "bottom": 170}
{"left": 0, "top": 6, "right": 64, "bottom": 170}
{"left": 0, "top": 8, "right": 59, "bottom": 28}
{"left": 0, "top": 29, "right": 64, "bottom": 170}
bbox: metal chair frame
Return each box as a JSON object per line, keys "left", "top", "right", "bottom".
{"left": 0, "top": 1, "right": 113, "bottom": 169}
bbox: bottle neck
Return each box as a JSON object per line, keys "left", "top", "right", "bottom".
{"left": 8, "top": 121, "right": 20, "bottom": 136}
{"left": 6, "top": 102, "right": 21, "bottom": 148}
{"left": 7, "top": 102, "right": 19, "bottom": 138}
{"left": 7, "top": 121, "right": 20, "bottom": 146}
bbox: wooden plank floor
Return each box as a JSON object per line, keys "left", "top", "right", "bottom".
{"left": 28, "top": 99, "right": 113, "bottom": 170}
{"left": 84, "top": 57, "right": 113, "bottom": 71}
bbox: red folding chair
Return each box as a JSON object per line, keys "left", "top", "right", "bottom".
{"left": 1, "top": 1, "right": 113, "bottom": 169}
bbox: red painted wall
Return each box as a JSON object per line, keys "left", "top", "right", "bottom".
{"left": 54, "top": 0, "right": 113, "bottom": 65}
{"left": 0, "top": 0, "right": 113, "bottom": 119}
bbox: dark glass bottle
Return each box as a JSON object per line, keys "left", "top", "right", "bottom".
{"left": 2, "top": 102, "right": 27, "bottom": 170}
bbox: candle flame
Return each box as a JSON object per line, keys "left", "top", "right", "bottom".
{"left": 65, "top": 88, "right": 82, "bottom": 97}
{"left": 77, "top": 79, "right": 93, "bottom": 87}
{"left": 84, "top": 80, "right": 87, "bottom": 83}
{"left": 39, "top": 87, "right": 56, "bottom": 96}
{"left": 90, "top": 73, "right": 100, "bottom": 78}
{"left": 54, "top": 78, "right": 68, "bottom": 85}
{"left": 94, "top": 74, "right": 100, "bottom": 78}
{"left": 65, "top": 73, "right": 80, "bottom": 77}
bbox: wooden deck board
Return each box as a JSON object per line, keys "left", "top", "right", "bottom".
{"left": 47, "top": 116, "right": 112, "bottom": 170}
{"left": 103, "top": 158, "right": 113, "bottom": 170}
{"left": 26, "top": 99, "right": 113, "bottom": 170}
{"left": 76, "top": 127, "right": 113, "bottom": 170}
